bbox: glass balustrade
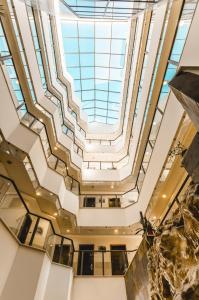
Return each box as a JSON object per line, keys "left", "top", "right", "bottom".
{"left": 134, "top": 0, "right": 197, "bottom": 195}
{"left": 0, "top": 21, "right": 27, "bottom": 118}
{"left": 26, "top": 5, "right": 47, "bottom": 91}
{"left": 21, "top": 112, "right": 80, "bottom": 195}
{"left": 83, "top": 155, "right": 130, "bottom": 170}
{"left": 73, "top": 249, "right": 136, "bottom": 276}
{"left": 26, "top": 2, "right": 87, "bottom": 140}
{"left": 80, "top": 188, "right": 139, "bottom": 209}
{"left": 0, "top": 175, "right": 137, "bottom": 274}
{"left": 1, "top": 0, "right": 197, "bottom": 205}
{"left": 0, "top": 175, "right": 74, "bottom": 266}
{"left": 0, "top": 18, "right": 80, "bottom": 195}
{"left": 6, "top": 0, "right": 83, "bottom": 159}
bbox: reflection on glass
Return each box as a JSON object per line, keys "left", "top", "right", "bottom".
{"left": 0, "top": 22, "right": 27, "bottom": 115}
{"left": 0, "top": 180, "right": 27, "bottom": 236}
{"left": 32, "top": 218, "right": 51, "bottom": 249}
{"left": 26, "top": 5, "right": 47, "bottom": 90}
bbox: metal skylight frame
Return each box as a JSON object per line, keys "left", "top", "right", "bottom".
{"left": 61, "top": 18, "right": 130, "bottom": 124}
{"left": 62, "top": 0, "right": 157, "bottom": 20}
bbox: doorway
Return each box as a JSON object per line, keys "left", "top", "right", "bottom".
{"left": 84, "top": 197, "right": 96, "bottom": 207}
{"left": 77, "top": 244, "right": 94, "bottom": 275}
{"left": 109, "top": 198, "right": 121, "bottom": 207}
{"left": 17, "top": 213, "right": 32, "bottom": 244}
{"left": 53, "top": 244, "right": 72, "bottom": 266}
{"left": 110, "top": 245, "right": 128, "bottom": 275}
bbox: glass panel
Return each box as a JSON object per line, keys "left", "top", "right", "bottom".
{"left": 48, "top": 154, "right": 57, "bottom": 169}
{"left": 72, "top": 179, "right": 79, "bottom": 195}
{"left": 56, "top": 160, "right": 67, "bottom": 176}
{"left": 31, "top": 218, "right": 51, "bottom": 249}
{"left": 61, "top": 19, "right": 130, "bottom": 124}
{"left": 89, "top": 162, "right": 100, "bottom": 170}
{"left": 61, "top": 238, "right": 73, "bottom": 266}
{"left": 47, "top": 235, "right": 62, "bottom": 262}
{"left": 0, "top": 23, "right": 26, "bottom": 113}
{"left": 26, "top": 7, "right": 47, "bottom": 90}
{"left": 142, "top": 142, "right": 153, "bottom": 172}
{"left": 149, "top": 109, "right": 163, "bottom": 145}
{"left": 65, "top": 176, "right": 72, "bottom": 190}
{"left": 21, "top": 214, "right": 38, "bottom": 245}
{"left": 0, "top": 179, "right": 27, "bottom": 236}
{"left": 101, "top": 162, "right": 113, "bottom": 170}
{"left": 94, "top": 252, "right": 103, "bottom": 275}
{"left": 104, "top": 252, "right": 112, "bottom": 276}
{"left": 137, "top": 168, "right": 145, "bottom": 191}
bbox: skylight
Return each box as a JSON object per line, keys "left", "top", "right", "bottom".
{"left": 63, "top": 0, "right": 151, "bottom": 19}
{"left": 61, "top": 19, "right": 130, "bottom": 124}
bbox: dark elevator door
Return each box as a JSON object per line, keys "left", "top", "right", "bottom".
{"left": 53, "top": 244, "right": 72, "bottom": 266}
{"left": 77, "top": 244, "right": 94, "bottom": 275}
{"left": 111, "top": 245, "right": 128, "bottom": 275}
{"left": 17, "top": 214, "right": 32, "bottom": 244}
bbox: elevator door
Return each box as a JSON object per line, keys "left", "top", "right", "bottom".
{"left": 17, "top": 214, "right": 32, "bottom": 244}
{"left": 53, "top": 244, "right": 72, "bottom": 266}
{"left": 77, "top": 244, "right": 94, "bottom": 275}
{"left": 111, "top": 245, "right": 128, "bottom": 275}
{"left": 84, "top": 197, "right": 96, "bottom": 207}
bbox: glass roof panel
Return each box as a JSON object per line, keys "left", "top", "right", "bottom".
{"left": 61, "top": 19, "right": 130, "bottom": 124}
{"left": 63, "top": 0, "right": 154, "bottom": 19}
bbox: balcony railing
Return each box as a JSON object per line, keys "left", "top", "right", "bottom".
{"left": 73, "top": 249, "right": 136, "bottom": 276}
{"left": 80, "top": 192, "right": 138, "bottom": 209}
{"left": 0, "top": 175, "right": 137, "bottom": 275}
{"left": 0, "top": 174, "right": 74, "bottom": 267}
{"left": 0, "top": 19, "right": 80, "bottom": 195}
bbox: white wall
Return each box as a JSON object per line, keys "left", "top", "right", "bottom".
{"left": 0, "top": 246, "right": 46, "bottom": 300}
{"left": 34, "top": 254, "right": 51, "bottom": 300}
{"left": 0, "top": 221, "right": 19, "bottom": 296}
{"left": 71, "top": 235, "right": 141, "bottom": 252}
{"left": 0, "top": 221, "right": 74, "bottom": 300}
{"left": 44, "top": 264, "right": 73, "bottom": 300}
{"left": 180, "top": 2, "right": 199, "bottom": 67}
{"left": 72, "top": 277, "right": 127, "bottom": 300}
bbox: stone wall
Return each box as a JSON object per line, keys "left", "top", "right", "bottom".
{"left": 148, "top": 182, "right": 199, "bottom": 300}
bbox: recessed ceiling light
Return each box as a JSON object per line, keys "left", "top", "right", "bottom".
{"left": 54, "top": 212, "right": 58, "bottom": 216}
{"left": 54, "top": 146, "right": 58, "bottom": 150}
{"left": 162, "top": 194, "right": 167, "bottom": 198}
{"left": 6, "top": 150, "right": 10, "bottom": 155}
{"left": 153, "top": 121, "right": 157, "bottom": 126}
{"left": 66, "top": 229, "right": 70, "bottom": 233}
{"left": 36, "top": 191, "right": 41, "bottom": 196}
{"left": 114, "top": 229, "right": 118, "bottom": 233}
{"left": 50, "top": 192, "right": 53, "bottom": 196}
{"left": 111, "top": 185, "right": 114, "bottom": 189}
{"left": 39, "top": 118, "right": 43, "bottom": 122}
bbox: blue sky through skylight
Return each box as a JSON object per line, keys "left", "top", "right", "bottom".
{"left": 61, "top": 19, "right": 130, "bottom": 124}
{"left": 63, "top": 0, "right": 150, "bottom": 19}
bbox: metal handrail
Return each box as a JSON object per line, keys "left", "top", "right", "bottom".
{"left": 0, "top": 174, "right": 74, "bottom": 251}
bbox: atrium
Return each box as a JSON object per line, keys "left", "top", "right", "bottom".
{"left": 0, "top": 0, "right": 199, "bottom": 299}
